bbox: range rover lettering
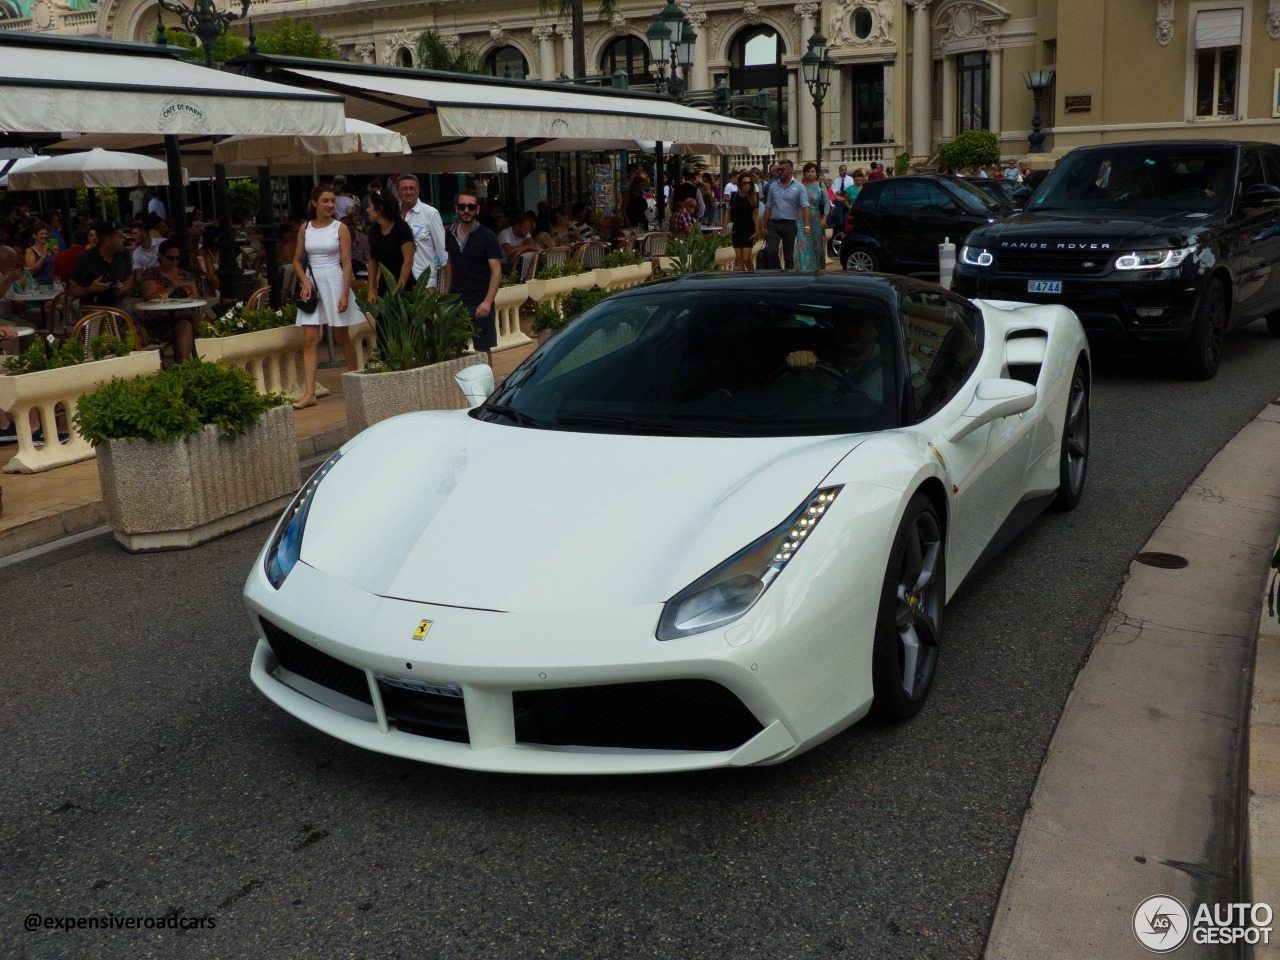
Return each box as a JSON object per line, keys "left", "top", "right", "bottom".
{"left": 952, "top": 140, "right": 1280, "bottom": 379}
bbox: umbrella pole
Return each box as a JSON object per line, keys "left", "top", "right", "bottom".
{"left": 258, "top": 166, "right": 280, "bottom": 309}
{"left": 164, "top": 135, "right": 189, "bottom": 273}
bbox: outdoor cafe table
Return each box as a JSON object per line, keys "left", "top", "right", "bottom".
{"left": 134, "top": 298, "right": 210, "bottom": 316}
{"left": 7, "top": 286, "right": 62, "bottom": 335}
{"left": 1, "top": 324, "right": 35, "bottom": 352}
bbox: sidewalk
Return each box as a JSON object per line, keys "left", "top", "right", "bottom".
{"left": 0, "top": 342, "right": 535, "bottom": 560}
{"left": 987, "top": 398, "right": 1280, "bottom": 959}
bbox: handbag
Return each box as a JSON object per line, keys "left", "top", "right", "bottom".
{"left": 297, "top": 254, "right": 320, "bottom": 313}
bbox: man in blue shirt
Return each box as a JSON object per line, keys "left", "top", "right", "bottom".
{"left": 760, "top": 160, "right": 808, "bottom": 270}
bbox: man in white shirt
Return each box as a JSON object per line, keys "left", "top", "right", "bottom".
{"left": 146, "top": 190, "right": 166, "bottom": 219}
{"left": 397, "top": 174, "right": 447, "bottom": 288}
{"left": 333, "top": 180, "right": 357, "bottom": 220}
{"left": 496, "top": 214, "right": 540, "bottom": 273}
{"left": 830, "top": 164, "right": 855, "bottom": 199}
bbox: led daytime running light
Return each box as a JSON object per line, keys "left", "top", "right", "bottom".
{"left": 1113, "top": 247, "right": 1195, "bottom": 271}
{"left": 265, "top": 449, "right": 343, "bottom": 589}
{"left": 959, "top": 245, "right": 994, "bottom": 267}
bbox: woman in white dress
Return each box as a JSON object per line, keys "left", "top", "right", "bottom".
{"left": 292, "top": 183, "right": 363, "bottom": 409}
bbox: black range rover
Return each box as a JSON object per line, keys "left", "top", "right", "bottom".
{"left": 952, "top": 140, "right": 1280, "bottom": 378}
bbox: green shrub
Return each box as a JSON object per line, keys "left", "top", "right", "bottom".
{"left": 660, "top": 229, "right": 731, "bottom": 276}
{"left": 498, "top": 271, "right": 524, "bottom": 287}
{"left": 600, "top": 250, "right": 644, "bottom": 269}
{"left": 894, "top": 151, "right": 912, "bottom": 176}
{"left": 561, "top": 287, "right": 612, "bottom": 322}
{"left": 226, "top": 180, "right": 261, "bottom": 226}
{"left": 532, "top": 300, "right": 565, "bottom": 335}
{"left": 74, "top": 359, "right": 287, "bottom": 445}
{"left": 2, "top": 332, "right": 131, "bottom": 375}
{"left": 535, "top": 262, "right": 586, "bottom": 280}
{"left": 357, "top": 267, "right": 476, "bottom": 372}
{"left": 937, "top": 130, "right": 1000, "bottom": 172}
{"left": 201, "top": 302, "right": 297, "bottom": 338}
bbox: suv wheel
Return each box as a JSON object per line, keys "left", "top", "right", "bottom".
{"left": 1180, "top": 280, "right": 1227, "bottom": 380}
{"left": 843, "top": 246, "right": 879, "bottom": 272}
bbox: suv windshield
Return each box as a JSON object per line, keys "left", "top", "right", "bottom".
{"left": 1029, "top": 145, "right": 1235, "bottom": 213}
{"left": 480, "top": 288, "right": 902, "bottom": 437}
{"left": 946, "top": 177, "right": 1006, "bottom": 213}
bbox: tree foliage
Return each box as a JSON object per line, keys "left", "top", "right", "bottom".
{"left": 936, "top": 129, "right": 1001, "bottom": 172}
{"left": 165, "top": 29, "right": 247, "bottom": 64}
{"left": 414, "top": 30, "right": 484, "bottom": 74}
{"left": 255, "top": 16, "right": 341, "bottom": 61}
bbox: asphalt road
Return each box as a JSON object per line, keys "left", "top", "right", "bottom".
{"left": 4, "top": 321, "right": 1280, "bottom": 960}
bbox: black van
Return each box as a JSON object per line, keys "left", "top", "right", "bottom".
{"left": 951, "top": 140, "right": 1280, "bottom": 378}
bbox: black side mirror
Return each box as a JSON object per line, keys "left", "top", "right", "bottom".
{"left": 1244, "top": 183, "right": 1280, "bottom": 206}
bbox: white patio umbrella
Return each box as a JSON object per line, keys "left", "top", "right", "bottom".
{"left": 212, "top": 117, "right": 410, "bottom": 167}
{"left": 6, "top": 148, "right": 187, "bottom": 191}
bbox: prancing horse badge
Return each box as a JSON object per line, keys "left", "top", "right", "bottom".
{"left": 412, "top": 620, "right": 433, "bottom": 641}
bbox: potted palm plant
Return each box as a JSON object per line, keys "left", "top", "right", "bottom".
{"left": 345, "top": 269, "right": 483, "bottom": 435}
{"left": 74, "top": 359, "right": 297, "bottom": 552}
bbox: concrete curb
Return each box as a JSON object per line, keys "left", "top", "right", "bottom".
{"left": 986, "top": 399, "right": 1280, "bottom": 959}
{"left": 0, "top": 422, "right": 350, "bottom": 561}
{"left": 1246, "top": 533, "right": 1280, "bottom": 959}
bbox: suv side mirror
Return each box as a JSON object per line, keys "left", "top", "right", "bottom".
{"left": 1244, "top": 183, "right": 1280, "bottom": 206}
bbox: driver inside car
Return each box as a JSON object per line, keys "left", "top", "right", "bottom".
{"left": 784, "top": 314, "right": 884, "bottom": 397}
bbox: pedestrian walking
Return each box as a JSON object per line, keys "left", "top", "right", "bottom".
{"left": 443, "top": 191, "right": 503, "bottom": 355}
{"left": 397, "top": 174, "right": 447, "bottom": 289}
{"left": 760, "top": 160, "right": 808, "bottom": 270}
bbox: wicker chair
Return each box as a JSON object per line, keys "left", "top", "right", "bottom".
{"left": 537, "top": 246, "right": 571, "bottom": 271}
{"left": 245, "top": 286, "right": 271, "bottom": 310}
{"left": 517, "top": 251, "right": 540, "bottom": 282}
{"left": 50, "top": 291, "right": 80, "bottom": 336}
{"left": 572, "top": 241, "right": 610, "bottom": 270}
{"left": 70, "top": 307, "right": 141, "bottom": 352}
{"left": 640, "top": 232, "right": 671, "bottom": 260}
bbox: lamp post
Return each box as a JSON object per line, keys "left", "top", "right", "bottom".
{"left": 155, "top": 0, "right": 251, "bottom": 302}
{"left": 645, "top": 0, "right": 695, "bottom": 222}
{"left": 1022, "top": 69, "right": 1055, "bottom": 154}
{"left": 800, "top": 30, "right": 834, "bottom": 173}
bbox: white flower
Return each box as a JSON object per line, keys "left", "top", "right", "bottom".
{"left": 46, "top": 334, "right": 55, "bottom": 344}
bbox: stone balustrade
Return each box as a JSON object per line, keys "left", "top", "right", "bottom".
{"left": 194, "top": 321, "right": 374, "bottom": 400}
{"left": 0, "top": 351, "right": 161, "bottom": 474}
{"left": 492, "top": 284, "right": 534, "bottom": 352}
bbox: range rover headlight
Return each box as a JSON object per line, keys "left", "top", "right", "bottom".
{"left": 657, "top": 486, "right": 842, "bottom": 640}
{"left": 1113, "top": 247, "right": 1195, "bottom": 271}
{"left": 959, "top": 245, "right": 994, "bottom": 267}
{"left": 264, "top": 449, "right": 343, "bottom": 589}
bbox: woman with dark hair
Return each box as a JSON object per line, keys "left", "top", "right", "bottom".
{"left": 623, "top": 177, "right": 649, "bottom": 231}
{"left": 797, "top": 161, "right": 829, "bottom": 271}
{"left": 193, "top": 223, "right": 220, "bottom": 300}
{"left": 722, "top": 172, "right": 760, "bottom": 272}
{"left": 140, "top": 239, "right": 201, "bottom": 361}
{"left": 365, "top": 187, "right": 415, "bottom": 302}
{"left": 22, "top": 222, "right": 55, "bottom": 285}
{"left": 292, "top": 182, "right": 362, "bottom": 409}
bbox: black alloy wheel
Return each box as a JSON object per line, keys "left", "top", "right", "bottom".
{"left": 871, "top": 493, "right": 945, "bottom": 720}
{"left": 1051, "top": 361, "right": 1089, "bottom": 511}
{"left": 1181, "top": 280, "right": 1228, "bottom": 380}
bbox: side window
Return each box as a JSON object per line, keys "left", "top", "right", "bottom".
{"left": 861, "top": 182, "right": 888, "bottom": 210}
{"left": 901, "top": 289, "right": 982, "bottom": 421}
{"left": 1238, "top": 150, "right": 1264, "bottom": 195}
{"left": 1260, "top": 149, "right": 1280, "bottom": 188}
{"left": 923, "top": 183, "right": 953, "bottom": 210}
{"left": 891, "top": 181, "right": 935, "bottom": 210}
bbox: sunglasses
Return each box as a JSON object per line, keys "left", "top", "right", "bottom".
{"left": 162, "top": 254, "right": 180, "bottom": 261}
{"left": 456, "top": 203, "right": 479, "bottom": 211}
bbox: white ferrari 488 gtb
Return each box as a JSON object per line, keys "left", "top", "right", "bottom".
{"left": 246, "top": 272, "right": 1089, "bottom": 774}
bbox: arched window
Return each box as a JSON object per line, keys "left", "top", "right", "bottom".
{"left": 730, "top": 26, "right": 790, "bottom": 147}
{"left": 486, "top": 45, "right": 528, "bottom": 80}
{"left": 600, "top": 35, "right": 651, "bottom": 87}
{"left": 395, "top": 48, "right": 413, "bottom": 68}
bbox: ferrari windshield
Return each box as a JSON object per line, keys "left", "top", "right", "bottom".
{"left": 481, "top": 288, "right": 903, "bottom": 437}
{"left": 1028, "top": 145, "right": 1235, "bottom": 213}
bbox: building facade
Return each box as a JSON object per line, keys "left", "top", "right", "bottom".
{"left": 5, "top": 0, "right": 1280, "bottom": 166}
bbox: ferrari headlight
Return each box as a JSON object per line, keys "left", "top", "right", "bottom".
{"left": 264, "top": 449, "right": 343, "bottom": 589}
{"left": 657, "top": 486, "right": 842, "bottom": 640}
{"left": 959, "top": 245, "right": 994, "bottom": 267}
{"left": 1113, "top": 247, "right": 1195, "bottom": 271}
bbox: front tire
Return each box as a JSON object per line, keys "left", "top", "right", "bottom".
{"left": 871, "top": 493, "right": 945, "bottom": 721}
{"left": 1180, "top": 280, "right": 1227, "bottom": 380}
{"left": 1051, "top": 361, "right": 1089, "bottom": 511}
{"left": 843, "top": 245, "right": 879, "bottom": 273}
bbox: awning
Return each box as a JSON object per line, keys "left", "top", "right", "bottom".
{"left": 7, "top": 148, "right": 187, "bottom": 190}
{"left": 0, "top": 33, "right": 346, "bottom": 138}
{"left": 211, "top": 118, "right": 409, "bottom": 165}
{"left": 251, "top": 57, "right": 774, "bottom": 156}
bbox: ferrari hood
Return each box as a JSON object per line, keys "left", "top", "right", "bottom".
{"left": 299, "top": 412, "right": 865, "bottom": 612}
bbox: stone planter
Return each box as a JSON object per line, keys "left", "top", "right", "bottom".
{"left": 492, "top": 284, "right": 533, "bottom": 352}
{"left": 343, "top": 353, "right": 486, "bottom": 437}
{"left": 526, "top": 271, "right": 597, "bottom": 308}
{"left": 96, "top": 402, "right": 299, "bottom": 552}
{"left": 593, "top": 262, "right": 652, "bottom": 289}
{"left": 194, "top": 321, "right": 376, "bottom": 400}
{"left": 0, "top": 350, "right": 161, "bottom": 474}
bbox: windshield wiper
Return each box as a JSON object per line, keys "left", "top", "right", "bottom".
{"left": 480, "top": 401, "right": 542, "bottom": 428}
{"left": 555, "top": 414, "right": 743, "bottom": 437}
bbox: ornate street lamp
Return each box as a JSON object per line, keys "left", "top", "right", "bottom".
{"left": 1023, "top": 69, "right": 1055, "bottom": 154}
{"left": 646, "top": 0, "right": 693, "bottom": 98}
{"left": 801, "top": 30, "right": 834, "bottom": 173}
{"left": 157, "top": 0, "right": 250, "bottom": 69}
{"left": 155, "top": 0, "right": 252, "bottom": 300}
